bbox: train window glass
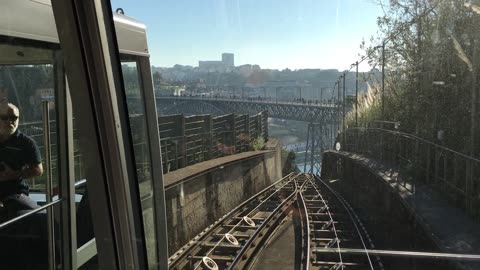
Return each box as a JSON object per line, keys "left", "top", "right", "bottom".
{"left": 0, "top": 40, "right": 63, "bottom": 269}
{"left": 120, "top": 59, "right": 158, "bottom": 268}
{"left": 114, "top": 0, "right": 480, "bottom": 269}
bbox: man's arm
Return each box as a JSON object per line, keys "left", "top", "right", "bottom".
{"left": 20, "top": 163, "right": 43, "bottom": 179}
{"left": 0, "top": 163, "right": 43, "bottom": 182}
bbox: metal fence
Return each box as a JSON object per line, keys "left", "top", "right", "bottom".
{"left": 159, "top": 111, "right": 269, "bottom": 174}
{"left": 19, "top": 110, "right": 268, "bottom": 190}
{"left": 19, "top": 119, "right": 87, "bottom": 191}
{"left": 341, "top": 127, "right": 480, "bottom": 219}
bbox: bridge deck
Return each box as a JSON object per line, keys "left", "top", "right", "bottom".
{"left": 156, "top": 96, "right": 341, "bottom": 123}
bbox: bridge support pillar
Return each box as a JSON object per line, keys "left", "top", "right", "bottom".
{"left": 304, "top": 123, "right": 327, "bottom": 174}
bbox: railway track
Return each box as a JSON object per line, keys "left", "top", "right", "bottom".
{"left": 168, "top": 173, "right": 382, "bottom": 270}
{"left": 303, "top": 174, "right": 382, "bottom": 270}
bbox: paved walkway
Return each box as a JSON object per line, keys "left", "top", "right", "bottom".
{"left": 252, "top": 215, "right": 296, "bottom": 270}
{"left": 335, "top": 151, "right": 480, "bottom": 270}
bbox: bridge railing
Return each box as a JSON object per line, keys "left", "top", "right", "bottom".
{"left": 157, "top": 95, "right": 339, "bottom": 107}
{"left": 341, "top": 127, "right": 480, "bottom": 219}
{"left": 159, "top": 111, "right": 269, "bottom": 174}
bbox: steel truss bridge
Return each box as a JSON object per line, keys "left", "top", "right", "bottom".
{"left": 156, "top": 96, "right": 340, "bottom": 124}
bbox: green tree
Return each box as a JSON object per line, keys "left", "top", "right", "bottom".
{"left": 355, "top": 0, "right": 480, "bottom": 155}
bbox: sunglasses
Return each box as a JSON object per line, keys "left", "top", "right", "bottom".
{"left": 0, "top": 115, "right": 18, "bottom": 121}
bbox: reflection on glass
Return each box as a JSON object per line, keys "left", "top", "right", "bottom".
{"left": 118, "top": 0, "right": 480, "bottom": 269}
{"left": 121, "top": 60, "right": 158, "bottom": 269}
{"left": 122, "top": 61, "right": 152, "bottom": 196}
{"left": 0, "top": 42, "right": 59, "bottom": 269}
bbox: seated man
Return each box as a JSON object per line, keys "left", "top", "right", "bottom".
{"left": 0, "top": 102, "right": 46, "bottom": 269}
{"left": 0, "top": 102, "right": 43, "bottom": 218}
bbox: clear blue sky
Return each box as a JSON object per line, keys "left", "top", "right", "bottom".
{"left": 111, "top": 0, "right": 383, "bottom": 70}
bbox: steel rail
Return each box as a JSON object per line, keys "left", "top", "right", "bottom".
{"left": 193, "top": 174, "right": 298, "bottom": 269}
{"left": 313, "top": 175, "right": 377, "bottom": 270}
{"left": 304, "top": 174, "right": 345, "bottom": 266}
{"left": 168, "top": 173, "right": 297, "bottom": 269}
{"left": 313, "top": 248, "right": 480, "bottom": 261}
{"left": 226, "top": 178, "right": 300, "bottom": 269}
{"left": 296, "top": 175, "right": 311, "bottom": 270}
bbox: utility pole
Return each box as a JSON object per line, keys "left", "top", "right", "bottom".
{"left": 342, "top": 74, "right": 346, "bottom": 131}
{"left": 381, "top": 41, "right": 386, "bottom": 120}
{"left": 337, "top": 79, "right": 341, "bottom": 140}
{"left": 355, "top": 61, "right": 359, "bottom": 127}
{"left": 343, "top": 73, "right": 346, "bottom": 146}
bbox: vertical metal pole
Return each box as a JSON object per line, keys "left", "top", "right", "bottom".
{"left": 206, "top": 115, "right": 213, "bottom": 159}
{"left": 180, "top": 115, "right": 186, "bottom": 168}
{"left": 337, "top": 80, "right": 341, "bottom": 139}
{"left": 470, "top": 28, "right": 479, "bottom": 160}
{"left": 43, "top": 101, "right": 55, "bottom": 270}
{"left": 381, "top": 42, "right": 386, "bottom": 120}
{"left": 355, "top": 61, "right": 359, "bottom": 127}
{"left": 55, "top": 53, "right": 76, "bottom": 269}
{"left": 304, "top": 124, "right": 310, "bottom": 173}
{"left": 343, "top": 74, "right": 346, "bottom": 146}
{"left": 310, "top": 125, "right": 315, "bottom": 174}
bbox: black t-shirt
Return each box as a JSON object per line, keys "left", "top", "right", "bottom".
{"left": 0, "top": 130, "right": 42, "bottom": 198}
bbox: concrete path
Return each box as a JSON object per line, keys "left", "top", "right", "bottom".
{"left": 252, "top": 215, "right": 297, "bottom": 270}
{"left": 334, "top": 151, "right": 480, "bottom": 270}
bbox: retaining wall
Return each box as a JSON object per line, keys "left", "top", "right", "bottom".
{"left": 164, "top": 139, "right": 282, "bottom": 253}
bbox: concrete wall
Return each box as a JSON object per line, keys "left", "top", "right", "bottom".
{"left": 165, "top": 139, "right": 282, "bottom": 253}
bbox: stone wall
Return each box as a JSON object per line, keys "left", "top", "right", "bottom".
{"left": 165, "top": 139, "right": 282, "bottom": 253}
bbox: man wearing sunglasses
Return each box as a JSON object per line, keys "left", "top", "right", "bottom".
{"left": 0, "top": 102, "right": 47, "bottom": 269}
{"left": 0, "top": 102, "right": 43, "bottom": 218}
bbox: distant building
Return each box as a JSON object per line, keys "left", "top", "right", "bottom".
{"left": 198, "top": 53, "right": 235, "bottom": 72}
{"left": 198, "top": 60, "right": 224, "bottom": 72}
{"left": 222, "top": 53, "right": 234, "bottom": 67}
{"left": 236, "top": 64, "right": 260, "bottom": 77}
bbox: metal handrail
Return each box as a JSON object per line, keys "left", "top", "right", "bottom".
{"left": 0, "top": 199, "right": 63, "bottom": 230}
{"left": 348, "top": 127, "right": 480, "bottom": 162}
{"left": 342, "top": 127, "right": 480, "bottom": 218}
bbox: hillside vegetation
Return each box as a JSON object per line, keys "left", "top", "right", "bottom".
{"left": 346, "top": 0, "right": 480, "bottom": 157}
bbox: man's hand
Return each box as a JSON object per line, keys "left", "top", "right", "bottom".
{"left": 0, "top": 165, "right": 20, "bottom": 182}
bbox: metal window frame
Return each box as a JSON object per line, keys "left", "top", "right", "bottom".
{"left": 137, "top": 56, "right": 169, "bottom": 269}
{"left": 54, "top": 50, "right": 78, "bottom": 269}
{"left": 51, "top": 0, "right": 149, "bottom": 269}
{"left": 120, "top": 52, "right": 170, "bottom": 269}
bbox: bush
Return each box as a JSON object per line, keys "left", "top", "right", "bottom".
{"left": 251, "top": 137, "right": 265, "bottom": 151}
